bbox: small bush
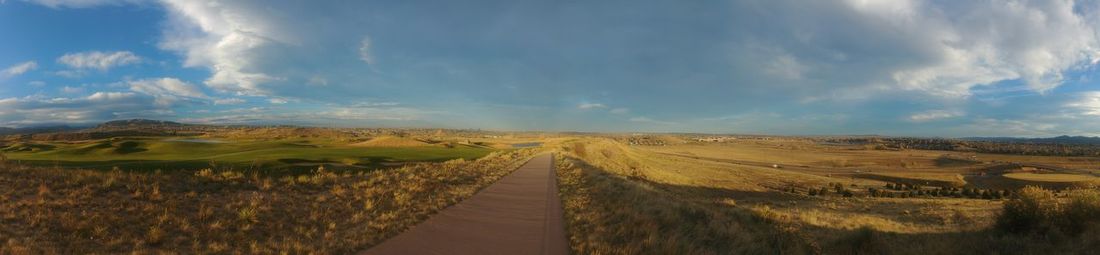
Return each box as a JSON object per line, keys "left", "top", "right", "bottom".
{"left": 997, "top": 186, "right": 1100, "bottom": 235}
{"left": 839, "top": 226, "right": 880, "bottom": 254}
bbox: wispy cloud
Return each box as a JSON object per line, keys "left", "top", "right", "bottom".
{"left": 2, "top": 61, "right": 37, "bottom": 78}
{"left": 577, "top": 103, "right": 606, "bottom": 110}
{"left": 629, "top": 116, "right": 674, "bottom": 125}
{"left": 58, "top": 51, "right": 140, "bottom": 71}
{"left": 127, "top": 77, "right": 207, "bottom": 107}
{"left": 213, "top": 98, "right": 246, "bottom": 105}
{"left": 359, "top": 36, "right": 374, "bottom": 65}
{"left": 22, "top": 0, "right": 145, "bottom": 9}
{"left": 908, "top": 110, "right": 965, "bottom": 122}
{"left": 1066, "top": 91, "right": 1100, "bottom": 116}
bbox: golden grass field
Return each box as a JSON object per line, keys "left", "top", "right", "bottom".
{"left": 554, "top": 137, "right": 1100, "bottom": 254}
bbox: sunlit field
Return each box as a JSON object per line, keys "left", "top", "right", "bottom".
{"left": 554, "top": 137, "right": 1100, "bottom": 254}
{"left": 2, "top": 136, "right": 493, "bottom": 174}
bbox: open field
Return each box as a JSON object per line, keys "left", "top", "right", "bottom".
{"left": 3, "top": 126, "right": 1100, "bottom": 254}
{"left": 555, "top": 137, "right": 1100, "bottom": 254}
{"left": 0, "top": 148, "right": 540, "bottom": 253}
{"left": 0, "top": 137, "right": 494, "bottom": 174}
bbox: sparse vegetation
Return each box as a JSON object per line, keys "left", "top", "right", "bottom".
{"left": 553, "top": 138, "right": 1100, "bottom": 254}
{"left": 555, "top": 156, "right": 814, "bottom": 254}
{"left": 0, "top": 148, "right": 538, "bottom": 253}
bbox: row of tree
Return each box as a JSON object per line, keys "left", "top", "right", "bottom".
{"left": 822, "top": 137, "right": 1100, "bottom": 156}
{"left": 785, "top": 182, "right": 1014, "bottom": 200}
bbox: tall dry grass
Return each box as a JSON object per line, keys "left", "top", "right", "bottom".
{"left": 0, "top": 149, "right": 538, "bottom": 254}
{"left": 554, "top": 139, "right": 1100, "bottom": 254}
{"left": 555, "top": 155, "right": 816, "bottom": 254}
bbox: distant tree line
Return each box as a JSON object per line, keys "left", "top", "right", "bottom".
{"left": 784, "top": 182, "right": 1012, "bottom": 200}
{"left": 822, "top": 137, "right": 1100, "bottom": 157}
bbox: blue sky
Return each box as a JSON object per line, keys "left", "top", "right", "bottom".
{"left": 2, "top": 0, "right": 1100, "bottom": 137}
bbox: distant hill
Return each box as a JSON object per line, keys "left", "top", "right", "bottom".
{"left": 0, "top": 125, "right": 82, "bottom": 135}
{"left": 962, "top": 135, "right": 1100, "bottom": 145}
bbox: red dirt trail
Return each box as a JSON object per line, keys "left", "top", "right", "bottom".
{"left": 363, "top": 154, "right": 569, "bottom": 255}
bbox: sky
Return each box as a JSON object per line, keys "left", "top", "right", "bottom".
{"left": 3, "top": 0, "right": 1100, "bottom": 137}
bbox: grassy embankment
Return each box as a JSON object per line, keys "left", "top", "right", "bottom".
{"left": 0, "top": 148, "right": 539, "bottom": 254}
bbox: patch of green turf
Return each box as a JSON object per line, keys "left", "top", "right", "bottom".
{"left": 2, "top": 137, "right": 496, "bottom": 174}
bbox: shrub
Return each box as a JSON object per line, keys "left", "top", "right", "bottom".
{"left": 997, "top": 186, "right": 1100, "bottom": 235}
{"left": 998, "top": 186, "right": 1061, "bottom": 233}
{"left": 840, "top": 226, "right": 881, "bottom": 254}
{"left": 1063, "top": 189, "right": 1100, "bottom": 234}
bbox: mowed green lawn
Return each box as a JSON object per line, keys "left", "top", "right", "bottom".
{"left": 0, "top": 137, "right": 495, "bottom": 173}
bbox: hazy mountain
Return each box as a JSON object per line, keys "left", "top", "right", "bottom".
{"left": 0, "top": 125, "right": 82, "bottom": 135}
{"left": 962, "top": 135, "right": 1100, "bottom": 145}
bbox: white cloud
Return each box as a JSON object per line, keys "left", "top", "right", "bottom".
{"left": 359, "top": 36, "right": 374, "bottom": 65}
{"left": 733, "top": 0, "right": 1100, "bottom": 99}
{"left": 158, "top": 1, "right": 315, "bottom": 96}
{"left": 127, "top": 77, "right": 207, "bottom": 107}
{"left": 308, "top": 76, "right": 329, "bottom": 86}
{"left": 577, "top": 103, "right": 606, "bottom": 110}
{"left": 128, "top": 77, "right": 206, "bottom": 98}
{"left": 907, "top": 109, "right": 965, "bottom": 122}
{"left": 350, "top": 102, "right": 400, "bottom": 107}
{"left": 1066, "top": 91, "right": 1100, "bottom": 116}
{"left": 180, "top": 106, "right": 432, "bottom": 124}
{"left": 20, "top": 0, "right": 145, "bottom": 8}
{"left": 2, "top": 61, "right": 37, "bottom": 78}
{"left": 0, "top": 92, "right": 167, "bottom": 126}
{"left": 57, "top": 51, "right": 141, "bottom": 71}
{"left": 213, "top": 98, "right": 246, "bottom": 105}
{"left": 53, "top": 70, "right": 86, "bottom": 78}
{"left": 60, "top": 86, "right": 85, "bottom": 94}
{"left": 629, "top": 116, "right": 674, "bottom": 125}
{"left": 268, "top": 98, "right": 289, "bottom": 104}
{"left": 962, "top": 118, "right": 1059, "bottom": 137}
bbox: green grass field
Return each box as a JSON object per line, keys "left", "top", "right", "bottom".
{"left": 0, "top": 137, "right": 495, "bottom": 174}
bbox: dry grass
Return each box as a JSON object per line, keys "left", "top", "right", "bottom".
{"left": 555, "top": 156, "right": 816, "bottom": 254}
{"left": 553, "top": 139, "right": 1100, "bottom": 254}
{"left": 0, "top": 149, "right": 539, "bottom": 254}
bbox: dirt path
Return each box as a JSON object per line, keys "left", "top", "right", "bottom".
{"left": 362, "top": 154, "right": 569, "bottom": 255}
